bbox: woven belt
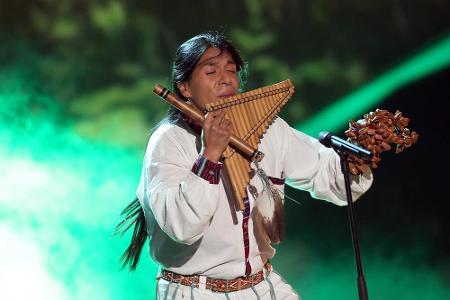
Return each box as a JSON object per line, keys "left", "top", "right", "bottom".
{"left": 160, "top": 263, "right": 271, "bottom": 293}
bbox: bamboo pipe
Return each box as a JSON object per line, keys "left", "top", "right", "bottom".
{"left": 153, "top": 84, "right": 264, "bottom": 162}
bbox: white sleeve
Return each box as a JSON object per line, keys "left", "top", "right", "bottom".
{"left": 136, "top": 129, "right": 221, "bottom": 245}
{"left": 278, "top": 119, "right": 373, "bottom": 206}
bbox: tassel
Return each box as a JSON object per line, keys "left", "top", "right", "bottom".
{"left": 253, "top": 164, "right": 285, "bottom": 244}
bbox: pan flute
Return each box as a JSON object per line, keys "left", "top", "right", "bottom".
{"left": 153, "top": 79, "right": 295, "bottom": 211}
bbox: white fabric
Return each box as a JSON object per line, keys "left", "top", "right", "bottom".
{"left": 136, "top": 116, "right": 373, "bottom": 279}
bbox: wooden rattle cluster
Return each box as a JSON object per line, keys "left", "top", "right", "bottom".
{"left": 345, "top": 109, "right": 419, "bottom": 175}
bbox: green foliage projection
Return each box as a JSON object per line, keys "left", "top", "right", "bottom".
{"left": 298, "top": 32, "right": 450, "bottom": 135}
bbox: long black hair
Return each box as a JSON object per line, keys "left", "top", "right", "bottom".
{"left": 167, "top": 30, "right": 247, "bottom": 123}
{"left": 115, "top": 31, "right": 247, "bottom": 270}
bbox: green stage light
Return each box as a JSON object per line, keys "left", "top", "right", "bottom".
{"left": 297, "top": 33, "right": 450, "bottom": 136}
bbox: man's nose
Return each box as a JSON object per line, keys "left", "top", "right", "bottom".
{"left": 219, "top": 70, "right": 232, "bottom": 85}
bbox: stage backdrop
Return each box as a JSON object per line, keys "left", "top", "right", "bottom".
{"left": 1, "top": 1, "right": 449, "bottom": 299}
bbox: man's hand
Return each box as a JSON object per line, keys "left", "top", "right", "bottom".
{"left": 201, "top": 110, "right": 232, "bottom": 163}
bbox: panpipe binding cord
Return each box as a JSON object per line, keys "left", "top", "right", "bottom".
{"left": 253, "top": 162, "right": 285, "bottom": 244}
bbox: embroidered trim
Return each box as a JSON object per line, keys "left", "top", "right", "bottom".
{"left": 160, "top": 264, "right": 271, "bottom": 293}
{"left": 191, "top": 155, "right": 222, "bottom": 184}
{"left": 242, "top": 196, "right": 252, "bottom": 275}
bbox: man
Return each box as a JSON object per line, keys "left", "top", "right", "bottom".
{"left": 120, "top": 31, "right": 373, "bottom": 299}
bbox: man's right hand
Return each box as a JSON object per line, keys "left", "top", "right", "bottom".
{"left": 200, "top": 110, "right": 232, "bottom": 163}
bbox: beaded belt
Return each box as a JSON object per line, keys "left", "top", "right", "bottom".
{"left": 160, "top": 263, "right": 271, "bottom": 293}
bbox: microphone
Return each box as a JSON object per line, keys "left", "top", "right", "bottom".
{"left": 318, "top": 131, "right": 372, "bottom": 158}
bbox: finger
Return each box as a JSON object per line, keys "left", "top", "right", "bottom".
{"left": 205, "top": 111, "right": 224, "bottom": 126}
{"left": 221, "top": 118, "right": 231, "bottom": 128}
{"left": 355, "top": 163, "right": 368, "bottom": 174}
{"left": 215, "top": 118, "right": 231, "bottom": 130}
{"left": 212, "top": 111, "right": 227, "bottom": 127}
{"left": 205, "top": 110, "right": 221, "bottom": 120}
{"left": 211, "top": 109, "right": 226, "bottom": 118}
{"left": 205, "top": 111, "right": 221, "bottom": 126}
{"left": 216, "top": 110, "right": 226, "bottom": 123}
{"left": 348, "top": 162, "right": 360, "bottom": 175}
{"left": 217, "top": 116, "right": 231, "bottom": 131}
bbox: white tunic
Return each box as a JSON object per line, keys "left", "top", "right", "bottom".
{"left": 136, "top": 117, "right": 373, "bottom": 279}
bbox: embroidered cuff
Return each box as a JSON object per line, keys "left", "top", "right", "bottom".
{"left": 191, "top": 155, "right": 222, "bottom": 184}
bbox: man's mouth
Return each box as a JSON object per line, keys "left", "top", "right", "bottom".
{"left": 217, "top": 92, "right": 237, "bottom": 99}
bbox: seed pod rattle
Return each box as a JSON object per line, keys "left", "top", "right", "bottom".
{"left": 345, "top": 109, "right": 419, "bottom": 175}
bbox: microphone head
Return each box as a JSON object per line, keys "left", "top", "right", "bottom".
{"left": 318, "top": 131, "right": 332, "bottom": 147}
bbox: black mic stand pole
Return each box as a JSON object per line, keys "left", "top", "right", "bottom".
{"left": 338, "top": 150, "right": 369, "bottom": 300}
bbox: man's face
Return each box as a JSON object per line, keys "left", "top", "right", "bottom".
{"left": 178, "top": 47, "right": 239, "bottom": 110}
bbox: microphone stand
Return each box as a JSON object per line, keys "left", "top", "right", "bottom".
{"left": 338, "top": 150, "right": 369, "bottom": 300}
